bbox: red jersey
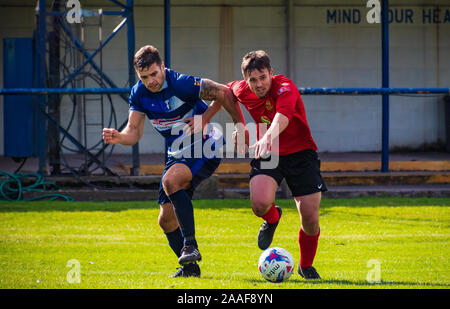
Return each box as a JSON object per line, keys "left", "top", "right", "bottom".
{"left": 228, "top": 75, "right": 317, "bottom": 156}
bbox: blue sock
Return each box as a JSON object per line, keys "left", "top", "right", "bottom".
{"left": 168, "top": 190, "right": 197, "bottom": 247}
{"left": 164, "top": 227, "right": 184, "bottom": 257}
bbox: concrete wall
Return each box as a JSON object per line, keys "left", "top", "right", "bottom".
{"left": 295, "top": 4, "right": 450, "bottom": 151}
{"left": 0, "top": 0, "right": 449, "bottom": 156}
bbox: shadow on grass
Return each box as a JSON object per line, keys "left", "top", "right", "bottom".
{"left": 246, "top": 277, "right": 450, "bottom": 288}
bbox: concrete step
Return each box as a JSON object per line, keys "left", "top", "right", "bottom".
{"left": 17, "top": 171, "right": 450, "bottom": 189}
{"left": 217, "top": 172, "right": 450, "bottom": 188}
{"left": 15, "top": 172, "right": 450, "bottom": 201}
{"left": 324, "top": 184, "right": 450, "bottom": 198}
{"left": 219, "top": 184, "right": 450, "bottom": 199}
{"left": 117, "top": 159, "right": 450, "bottom": 175}
{"left": 21, "top": 184, "right": 450, "bottom": 201}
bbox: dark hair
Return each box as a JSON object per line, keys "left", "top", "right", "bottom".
{"left": 133, "top": 45, "right": 162, "bottom": 71}
{"left": 241, "top": 50, "right": 271, "bottom": 77}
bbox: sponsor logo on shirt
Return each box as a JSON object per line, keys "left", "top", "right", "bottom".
{"left": 152, "top": 116, "right": 185, "bottom": 127}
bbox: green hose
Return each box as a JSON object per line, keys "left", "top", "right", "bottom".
{"left": 0, "top": 171, "right": 74, "bottom": 202}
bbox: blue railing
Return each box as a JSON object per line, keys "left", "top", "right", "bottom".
{"left": 1, "top": 87, "right": 449, "bottom": 95}
{"left": 1, "top": 86, "right": 448, "bottom": 175}
{"left": 299, "top": 88, "right": 450, "bottom": 95}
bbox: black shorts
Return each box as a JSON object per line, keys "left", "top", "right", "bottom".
{"left": 249, "top": 149, "right": 327, "bottom": 197}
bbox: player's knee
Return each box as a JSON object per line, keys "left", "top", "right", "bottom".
{"left": 161, "top": 176, "right": 173, "bottom": 193}
{"left": 162, "top": 176, "right": 184, "bottom": 195}
{"left": 303, "top": 212, "right": 318, "bottom": 224}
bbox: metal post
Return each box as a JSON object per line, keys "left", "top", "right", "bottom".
{"left": 164, "top": 0, "right": 171, "bottom": 68}
{"left": 286, "top": 0, "right": 295, "bottom": 81}
{"left": 126, "top": 0, "right": 140, "bottom": 176}
{"left": 381, "top": 0, "right": 389, "bottom": 173}
{"left": 164, "top": 0, "right": 170, "bottom": 164}
{"left": 48, "top": 0, "right": 61, "bottom": 175}
{"left": 36, "top": 0, "right": 47, "bottom": 175}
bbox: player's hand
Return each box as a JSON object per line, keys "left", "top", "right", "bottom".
{"left": 102, "top": 128, "right": 121, "bottom": 144}
{"left": 184, "top": 115, "right": 208, "bottom": 138}
{"left": 249, "top": 133, "right": 271, "bottom": 159}
{"left": 232, "top": 128, "right": 249, "bottom": 155}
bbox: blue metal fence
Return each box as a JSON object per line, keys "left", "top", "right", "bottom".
{"left": 2, "top": 87, "right": 449, "bottom": 175}
{"left": 1, "top": 0, "right": 449, "bottom": 174}
{"left": 2, "top": 87, "right": 448, "bottom": 96}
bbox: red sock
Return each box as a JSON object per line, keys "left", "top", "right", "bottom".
{"left": 261, "top": 203, "right": 279, "bottom": 224}
{"left": 299, "top": 228, "right": 320, "bottom": 268}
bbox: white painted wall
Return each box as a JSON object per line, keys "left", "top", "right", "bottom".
{"left": 0, "top": 0, "right": 449, "bottom": 156}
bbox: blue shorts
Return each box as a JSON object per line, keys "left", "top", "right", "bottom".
{"left": 158, "top": 155, "right": 221, "bottom": 205}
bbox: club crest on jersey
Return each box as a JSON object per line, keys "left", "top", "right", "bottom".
{"left": 277, "top": 85, "right": 290, "bottom": 95}
{"left": 194, "top": 80, "right": 200, "bottom": 87}
{"left": 265, "top": 100, "right": 273, "bottom": 111}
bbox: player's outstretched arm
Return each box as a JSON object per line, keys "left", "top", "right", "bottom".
{"left": 250, "top": 112, "right": 289, "bottom": 159}
{"left": 102, "top": 110, "right": 145, "bottom": 146}
{"left": 184, "top": 100, "right": 222, "bottom": 137}
{"left": 200, "top": 79, "right": 248, "bottom": 154}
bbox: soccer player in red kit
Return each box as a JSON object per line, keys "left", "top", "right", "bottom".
{"left": 227, "top": 50, "right": 327, "bottom": 279}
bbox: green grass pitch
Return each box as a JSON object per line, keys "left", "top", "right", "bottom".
{"left": 0, "top": 197, "right": 448, "bottom": 289}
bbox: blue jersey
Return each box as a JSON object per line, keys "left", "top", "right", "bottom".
{"left": 129, "top": 68, "right": 221, "bottom": 158}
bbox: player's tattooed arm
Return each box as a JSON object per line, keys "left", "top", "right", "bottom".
{"left": 199, "top": 79, "right": 224, "bottom": 101}
{"left": 200, "top": 78, "right": 248, "bottom": 154}
{"left": 200, "top": 79, "right": 245, "bottom": 126}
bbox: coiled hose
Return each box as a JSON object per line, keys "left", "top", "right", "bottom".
{"left": 0, "top": 171, "right": 73, "bottom": 201}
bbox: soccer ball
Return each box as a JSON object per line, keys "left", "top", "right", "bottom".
{"left": 258, "top": 247, "right": 294, "bottom": 283}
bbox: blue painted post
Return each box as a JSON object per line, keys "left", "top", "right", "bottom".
{"left": 36, "top": 0, "right": 47, "bottom": 175}
{"left": 126, "top": 0, "right": 140, "bottom": 176}
{"left": 381, "top": 0, "right": 390, "bottom": 173}
{"left": 164, "top": 0, "right": 170, "bottom": 163}
{"left": 164, "top": 0, "right": 171, "bottom": 68}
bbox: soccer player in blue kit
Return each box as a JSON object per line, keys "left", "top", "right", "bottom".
{"left": 102, "top": 45, "right": 243, "bottom": 277}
